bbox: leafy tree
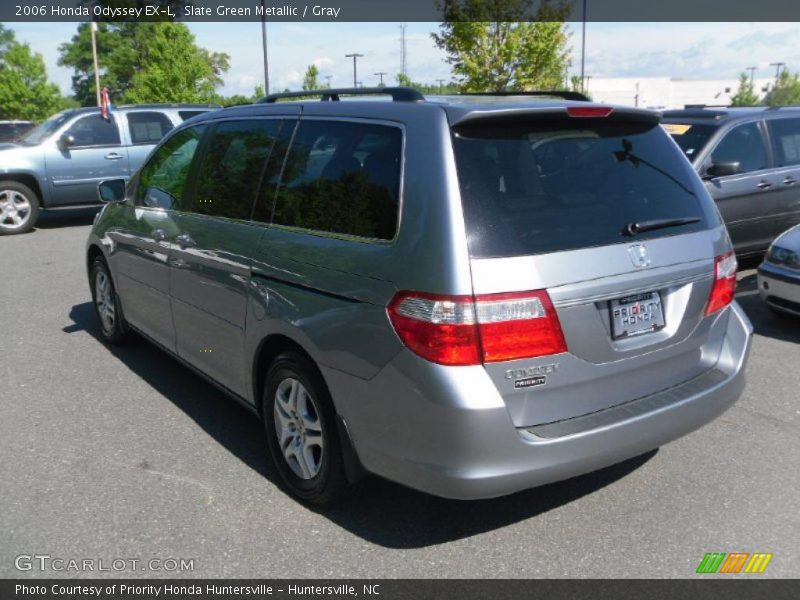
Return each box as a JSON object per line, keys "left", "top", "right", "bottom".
{"left": 216, "top": 85, "right": 267, "bottom": 107}
{"left": 396, "top": 73, "right": 460, "bottom": 95}
{"left": 730, "top": 72, "right": 761, "bottom": 106}
{"left": 123, "top": 24, "right": 229, "bottom": 103}
{"left": 432, "top": 0, "right": 572, "bottom": 92}
{"left": 302, "top": 64, "right": 320, "bottom": 91}
{"left": 766, "top": 69, "right": 800, "bottom": 107}
{"left": 59, "top": 22, "right": 229, "bottom": 105}
{"left": 0, "top": 25, "right": 66, "bottom": 120}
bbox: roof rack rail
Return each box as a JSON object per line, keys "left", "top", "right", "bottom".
{"left": 458, "top": 90, "right": 590, "bottom": 102}
{"left": 683, "top": 104, "right": 729, "bottom": 109}
{"left": 259, "top": 86, "right": 424, "bottom": 103}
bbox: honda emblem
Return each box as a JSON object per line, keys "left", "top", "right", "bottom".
{"left": 628, "top": 244, "right": 651, "bottom": 269}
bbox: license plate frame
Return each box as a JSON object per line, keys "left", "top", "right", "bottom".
{"left": 610, "top": 291, "right": 666, "bottom": 339}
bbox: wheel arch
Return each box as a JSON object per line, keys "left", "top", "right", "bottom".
{"left": 252, "top": 334, "right": 320, "bottom": 416}
{"left": 86, "top": 243, "right": 106, "bottom": 279}
{"left": 0, "top": 173, "right": 45, "bottom": 207}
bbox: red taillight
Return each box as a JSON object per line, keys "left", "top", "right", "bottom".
{"left": 705, "top": 252, "right": 737, "bottom": 316}
{"left": 387, "top": 290, "right": 567, "bottom": 366}
{"left": 566, "top": 106, "right": 614, "bottom": 118}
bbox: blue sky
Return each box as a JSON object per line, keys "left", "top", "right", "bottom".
{"left": 6, "top": 22, "right": 800, "bottom": 96}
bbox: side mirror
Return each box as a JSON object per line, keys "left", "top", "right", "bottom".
{"left": 58, "top": 133, "right": 75, "bottom": 149}
{"left": 706, "top": 161, "right": 741, "bottom": 178}
{"left": 97, "top": 179, "right": 126, "bottom": 203}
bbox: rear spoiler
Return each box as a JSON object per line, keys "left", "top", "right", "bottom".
{"left": 450, "top": 105, "right": 662, "bottom": 128}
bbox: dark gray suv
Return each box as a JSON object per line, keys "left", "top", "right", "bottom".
{"left": 663, "top": 106, "right": 800, "bottom": 257}
{"left": 86, "top": 88, "right": 752, "bottom": 505}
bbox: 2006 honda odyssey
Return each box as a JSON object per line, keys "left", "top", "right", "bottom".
{"left": 86, "top": 87, "right": 753, "bottom": 505}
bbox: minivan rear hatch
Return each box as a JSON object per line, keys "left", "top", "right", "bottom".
{"left": 450, "top": 105, "right": 729, "bottom": 428}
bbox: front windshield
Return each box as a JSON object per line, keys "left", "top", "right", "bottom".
{"left": 19, "top": 111, "right": 74, "bottom": 145}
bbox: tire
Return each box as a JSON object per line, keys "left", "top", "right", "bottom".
{"left": 263, "top": 351, "right": 349, "bottom": 506}
{"left": 0, "top": 181, "right": 40, "bottom": 235}
{"left": 89, "top": 257, "right": 130, "bottom": 344}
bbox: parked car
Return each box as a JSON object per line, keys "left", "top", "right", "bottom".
{"left": 662, "top": 106, "right": 800, "bottom": 257}
{"left": 86, "top": 88, "right": 753, "bottom": 505}
{"left": 0, "top": 120, "right": 35, "bottom": 142}
{"left": 758, "top": 224, "right": 800, "bottom": 316}
{"left": 0, "top": 104, "right": 219, "bottom": 235}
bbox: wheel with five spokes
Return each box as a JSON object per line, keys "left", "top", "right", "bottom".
{"left": 90, "top": 257, "right": 130, "bottom": 344}
{"left": 263, "top": 352, "right": 348, "bottom": 506}
{"left": 0, "top": 181, "right": 40, "bottom": 235}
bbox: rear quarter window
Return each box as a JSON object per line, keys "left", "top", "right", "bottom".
{"left": 453, "top": 117, "right": 716, "bottom": 258}
{"left": 271, "top": 120, "right": 402, "bottom": 241}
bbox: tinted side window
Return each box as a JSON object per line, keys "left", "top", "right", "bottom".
{"left": 711, "top": 122, "right": 767, "bottom": 174}
{"left": 65, "top": 114, "right": 120, "bottom": 147}
{"left": 272, "top": 120, "right": 401, "bottom": 240}
{"left": 179, "top": 110, "right": 208, "bottom": 121}
{"left": 135, "top": 126, "right": 205, "bottom": 210}
{"left": 192, "top": 119, "right": 283, "bottom": 220}
{"left": 768, "top": 118, "right": 800, "bottom": 166}
{"left": 127, "top": 112, "right": 174, "bottom": 145}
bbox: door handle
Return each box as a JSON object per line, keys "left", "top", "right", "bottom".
{"left": 784, "top": 177, "right": 797, "bottom": 185}
{"left": 757, "top": 181, "right": 772, "bottom": 190}
{"left": 175, "top": 233, "right": 196, "bottom": 249}
{"left": 104, "top": 152, "right": 124, "bottom": 161}
{"left": 151, "top": 228, "right": 167, "bottom": 242}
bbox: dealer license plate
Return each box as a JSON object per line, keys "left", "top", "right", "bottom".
{"left": 610, "top": 291, "right": 666, "bottom": 339}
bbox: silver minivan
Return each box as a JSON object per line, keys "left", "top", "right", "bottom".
{"left": 86, "top": 88, "right": 753, "bottom": 505}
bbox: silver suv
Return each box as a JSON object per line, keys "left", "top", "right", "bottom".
{"left": 86, "top": 88, "right": 753, "bottom": 505}
{"left": 0, "top": 103, "right": 217, "bottom": 234}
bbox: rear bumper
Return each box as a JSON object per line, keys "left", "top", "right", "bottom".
{"left": 758, "top": 263, "right": 800, "bottom": 315}
{"left": 326, "top": 302, "right": 752, "bottom": 500}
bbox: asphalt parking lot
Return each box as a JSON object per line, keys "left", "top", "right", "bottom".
{"left": 1, "top": 208, "right": 798, "bottom": 579}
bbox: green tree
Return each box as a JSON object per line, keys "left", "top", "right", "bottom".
{"left": 432, "top": 0, "right": 572, "bottom": 92}
{"left": 730, "top": 72, "right": 761, "bottom": 106}
{"left": 58, "top": 22, "right": 229, "bottom": 105}
{"left": 0, "top": 25, "right": 66, "bottom": 120}
{"left": 302, "top": 64, "right": 320, "bottom": 91}
{"left": 216, "top": 85, "right": 267, "bottom": 107}
{"left": 395, "top": 73, "right": 460, "bottom": 95}
{"left": 123, "top": 24, "right": 229, "bottom": 103}
{"left": 766, "top": 69, "right": 800, "bottom": 107}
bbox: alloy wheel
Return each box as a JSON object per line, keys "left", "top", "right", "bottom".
{"left": 273, "top": 377, "right": 325, "bottom": 480}
{"left": 0, "top": 189, "right": 32, "bottom": 231}
{"left": 94, "top": 270, "right": 116, "bottom": 333}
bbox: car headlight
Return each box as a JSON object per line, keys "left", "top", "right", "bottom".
{"left": 766, "top": 245, "right": 800, "bottom": 269}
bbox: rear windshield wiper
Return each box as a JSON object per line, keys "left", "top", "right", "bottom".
{"left": 622, "top": 217, "right": 701, "bottom": 237}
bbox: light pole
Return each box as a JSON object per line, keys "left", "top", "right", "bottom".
{"left": 770, "top": 62, "right": 786, "bottom": 82}
{"left": 436, "top": 79, "right": 446, "bottom": 94}
{"left": 325, "top": 75, "right": 332, "bottom": 88}
{"left": 580, "top": 0, "right": 587, "bottom": 92}
{"left": 746, "top": 66, "right": 757, "bottom": 87}
{"left": 260, "top": 1, "right": 269, "bottom": 94}
{"left": 90, "top": 21, "right": 101, "bottom": 106}
{"left": 374, "top": 72, "right": 387, "bottom": 86}
{"left": 345, "top": 53, "right": 364, "bottom": 88}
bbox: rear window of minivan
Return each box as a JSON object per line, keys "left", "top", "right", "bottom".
{"left": 453, "top": 118, "right": 714, "bottom": 258}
